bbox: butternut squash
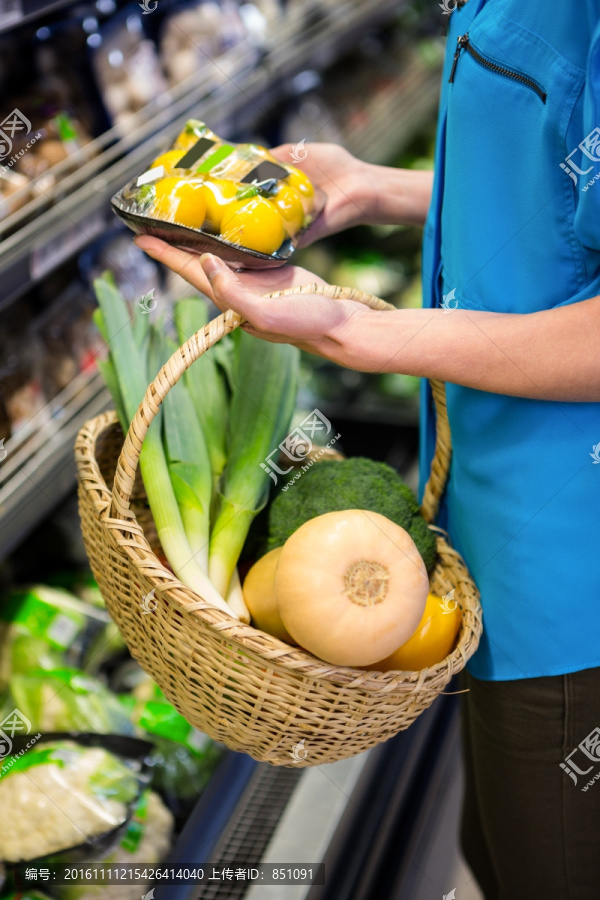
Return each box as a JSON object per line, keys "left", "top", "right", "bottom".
{"left": 274, "top": 510, "right": 429, "bottom": 666}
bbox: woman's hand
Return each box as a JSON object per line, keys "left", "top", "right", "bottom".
{"left": 270, "top": 142, "right": 373, "bottom": 245}
{"left": 271, "top": 142, "right": 434, "bottom": 234}
{"left": 133, "top": 236, "right": 374, "bottom": 363}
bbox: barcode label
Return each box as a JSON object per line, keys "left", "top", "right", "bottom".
{"left": 0, "top": 0, "right": 23, "bottom": 28}
{"left": 30, "top": 211, "right": 105, "bottom": 279}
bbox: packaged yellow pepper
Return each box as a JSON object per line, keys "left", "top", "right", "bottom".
{"left": 111, "top": 120, "right": 324, "bottom": 268}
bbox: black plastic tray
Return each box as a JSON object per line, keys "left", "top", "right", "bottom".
{"left": 111, "top": 181, "right": 325, "bottom": 270}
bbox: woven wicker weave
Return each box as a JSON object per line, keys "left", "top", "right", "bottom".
{"left": 75, "top": 284, "right": 482, "bottom": 767}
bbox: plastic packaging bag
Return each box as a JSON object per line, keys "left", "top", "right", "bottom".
{"left": 91, "top": 11, "right": 168, "bottom": 128}
{"left": 56, "top": 790, "right": 174, "bottom": 900}
{"left": 1, "top": 667, "right": 135, "bottom": 736}
{"left": 0, "top": 740, "right": 144, "bottom": 862}
{"left": 0, "top": 585, "right": 111, "bottom": 673}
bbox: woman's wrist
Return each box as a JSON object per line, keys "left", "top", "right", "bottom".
{"left": 353, "top": 165, "right": 434, "bottom": 229}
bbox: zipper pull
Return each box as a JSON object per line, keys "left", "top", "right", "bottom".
{"left": 449, "top": 33, "right": 469, "bottom": 83}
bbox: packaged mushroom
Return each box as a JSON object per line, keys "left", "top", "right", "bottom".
{"left": 159, "top": 0, "right": 250, "bottom": 88}
{"left": 111, "top": 120, "right": 324, "bottom": 267}
{"left": 92, "top": 11, "right": 168, "bottom": 127}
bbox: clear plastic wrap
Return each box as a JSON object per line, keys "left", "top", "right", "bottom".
{"left": 111, "top": 119, "right": 323, "bottom": 267}
{"left": 0, "top": 740, "right": 146, "bottom": 863}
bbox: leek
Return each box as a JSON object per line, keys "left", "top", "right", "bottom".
{"left": 149, "top": 326, "right": 213, "bottom": 572}
{"left": 174, "top": 299, "right": 230, "bottom": 488}
{"left": 208, "top": 330, "right": 300, "bottom": 595}
{"left": 226, "top": 567, "right": 250, "bottom": 624}
{"left": 94, "top": 309, "right": 128, "bottom": 430}
{"left": 93, "top": 274, "right": 233, "bottom": 618}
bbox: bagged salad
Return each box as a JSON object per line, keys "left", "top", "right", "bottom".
{"left": 55, "top": 790, "right": 173, "bottom": 900}
{"left": 115, "top": 671, "right": 225, "bottom": 821}
{"left": 0, "top": 585, "right": 110, "bottom": 680}
{"left": 0, "top": 738, "right": 148, "bottom": 863}
{"left": 111, "top": 120, "right": 322, "bottom": 267}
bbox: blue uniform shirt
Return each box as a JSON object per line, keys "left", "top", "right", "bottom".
{"left": 418, "top": 0, "right": 600, "bottom": 680}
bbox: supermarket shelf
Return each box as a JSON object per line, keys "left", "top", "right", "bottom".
{"left": 159, "top": 749, "right": 259, "bottom": 900}
{"left": 0, "top": 0, "right": 406, "bottom": 309}
{"left": 0, "top": 368, "right": 110, "bottom": 560}
{"left": 0, "top": 0, "right": 77, "bottom": 33}
{"left": 0, "top": 0, "right": 438, "bottom": 555}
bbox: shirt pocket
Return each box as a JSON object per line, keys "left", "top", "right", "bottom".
{"left": 441, "top": 13, "right": 586, "bottom": 314}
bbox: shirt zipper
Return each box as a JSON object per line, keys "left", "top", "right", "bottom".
{"left": 449, "top": 32, "right": 547, "bottom": 104}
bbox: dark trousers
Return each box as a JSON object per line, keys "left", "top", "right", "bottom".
{"left": 460, "top": 667, "right": 600, "bottom": 900}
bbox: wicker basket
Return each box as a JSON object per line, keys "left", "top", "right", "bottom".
{"left": 75, "top": 284, "right": 482, "bottom": 767}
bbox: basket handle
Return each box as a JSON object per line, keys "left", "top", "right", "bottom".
{"left": 110, "top": 284, "right": 450, "bottom": 523}
{"left": 420, "top": 378, "right": 451, "bottom": 524}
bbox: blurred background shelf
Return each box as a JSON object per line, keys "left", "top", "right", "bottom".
{"left": 0, "top": 0, "right": 417, "bottom": 308}
{"left": 0, "top": 0, "right": 442, "bottom": 556}
{"left": 0, "top": 0, "right": 78, "bottom": 33}
{"left": 0, "top": 369, "right": 110, "bottom": 559}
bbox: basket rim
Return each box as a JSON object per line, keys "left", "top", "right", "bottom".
{"left": 76, "top": 411, "right": 482, "bottom": 694}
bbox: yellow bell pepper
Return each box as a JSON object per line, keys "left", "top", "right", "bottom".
{"left": 365, "top": 592, "right": 462, "bottom": 672}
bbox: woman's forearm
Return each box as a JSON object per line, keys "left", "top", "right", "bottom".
{"left": 337, "top": 295, "right": 600, "bottom": 402}
{"left": 354, "top": 166, "right": 434, "bottom": 229}
{"left": 137, "top": 244, "right": 600, "bottom": 404}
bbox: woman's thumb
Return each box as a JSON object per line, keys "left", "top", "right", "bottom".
{"left": 199, "top": 253, "right": 253, "bottom": 318}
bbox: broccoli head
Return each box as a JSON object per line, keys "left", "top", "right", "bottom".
{"left": 266, "top": 457, "right": 437, "bottom": 572}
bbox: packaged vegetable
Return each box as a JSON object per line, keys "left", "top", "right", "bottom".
{"left": 147, "top": 737, "right": 223, "bottom": 823}
{"left": 118, "top": 678, "right": 219, "bottom": 756}
{"left": 111, "top": 120, "right": 323, "bottom": 267}
{"left": 1, "top": 668, "right": 134, "bottom": 736}
{"left": 112, "top": 670, "right": 224, "bottom": 820}
{"left": 56, "top": 790, "right": 173, "bottom": 900}
{"left": 91, "top": 11, "right": 168, "bottom": 128}
{"left": 159, "top": 0, "right": 250, "bottom": 88}
{"left": 0, "top": 633, "right": 62, "bottom": 688}
{"left": 12, "top": 575, "right": 127, "bottom": 676}
{"left": 0, "top": 740, "right": 142, "bottom": 862}
{"left": 0, "top": 170, "right": 31, "bottom": 222}
{"left": 0, "top": 585, "right": 111, "bottom": 671}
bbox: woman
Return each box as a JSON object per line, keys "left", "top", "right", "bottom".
{"left": 135, "top": 1, "right": 600, "bottom": 895}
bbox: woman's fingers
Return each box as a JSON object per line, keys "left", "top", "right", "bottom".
{"left": 134, "top": 235, "right": 326, "bottom": 299}
{"left": 200, "top": 254, "right": 275, "bottom": 327}
{"left": 134, "top": 236, "right": 213, "bottom": 294}
{"left": 134, "top": 238, "right": 366, "bottom": 355}
{"left": 200, "top": 254, "right": 338, "bottom": 340}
